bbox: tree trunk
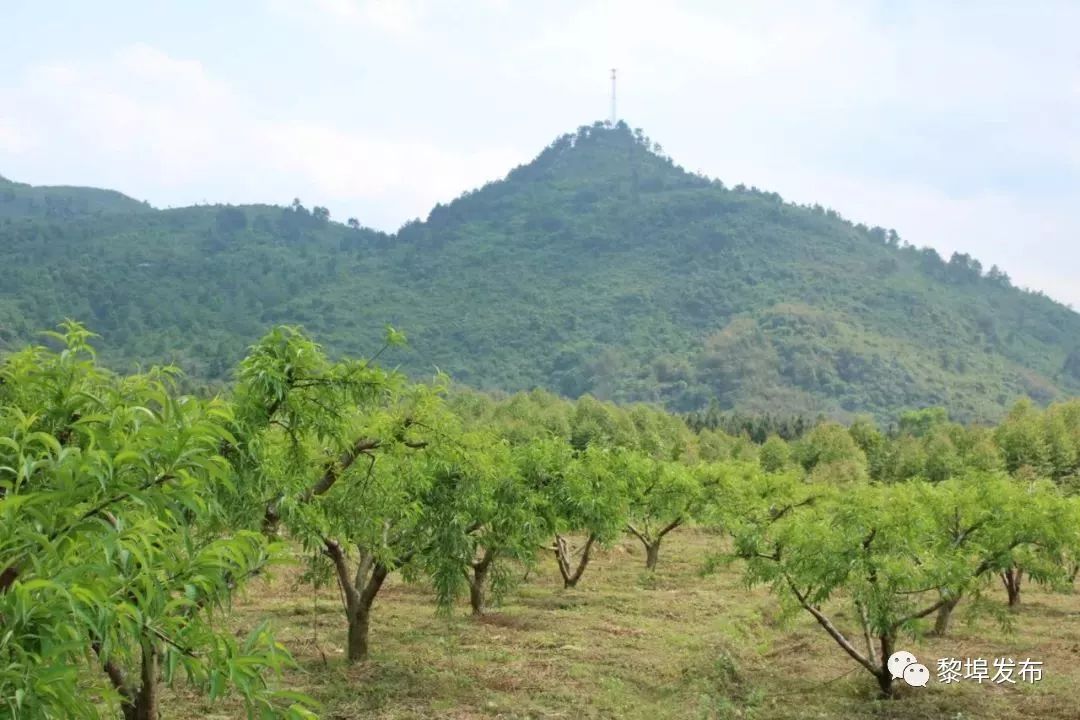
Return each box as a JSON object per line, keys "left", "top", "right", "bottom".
{"left": 932, "top": 594, "right": 961, "bottom": 637}
{"left": 346, "top": 604, "right": 371, "bottom": 663}
{"left": 876, "top": 633, "right": 896, "bottom": 698}
{"left": 469, "top": 548, "right": 495, "bottom": 616}
{"left": 645, "top": 541, "right": 661, "bottom": 571}
{"left": 346, "top": 560, "right": 390, "bottom": 663}
{"left": 261, "top": 501, "right": 280, "bottom": 537}
{"left": 324, "top": 538, "right": 389, "bottom": 663}
{"left": 555, "top": 534, "right": 596, "bottom": 589}
{"left": 1001, "top": 566, "right": 1022, "bottom": 608}
{"left": 473, "top": 565, "right": 490, "bottom": 617}
{"left": 875, "top": 669, "right": 894, "bottom": 698}
{"left": 121, "top": 641, "right": 159, "bottom": 720}
{"left": 627, "top": 520, "right": 680, "bottom": 572}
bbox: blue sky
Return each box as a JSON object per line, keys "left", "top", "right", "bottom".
{"left": 1, "top": 0, "right": 1077, "bottom": 306}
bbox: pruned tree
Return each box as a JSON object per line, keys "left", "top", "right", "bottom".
{"left": 419, "top": 438, "right": 551, "bottom": 615}
{"left": 619, "top": 450, "right": 701, "bottom": 570}
{"left": 529, "top": 442, "right": 626, "bottom": 588}
{"left": 226, "top": 324, "right": 440, "bottom": 662}
{"left": 300, "top": 381, "right": 451, "bottom": 661}
{"left": 729, "top": 480, "right": 952, "bottom": 696}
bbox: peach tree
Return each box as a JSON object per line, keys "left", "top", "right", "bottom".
{"left": 0, "top": 324, "right": 311, "bottom": 720}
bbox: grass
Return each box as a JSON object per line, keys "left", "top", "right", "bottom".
{"left": 165, "top": 530, "right": 1080, "bottom": 719}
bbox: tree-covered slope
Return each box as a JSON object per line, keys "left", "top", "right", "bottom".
{"left": 0, "top": 174, "right": 150, "bottom": 219}
{"left": 2, "top": 122, "right": 1078, "bottom": 421}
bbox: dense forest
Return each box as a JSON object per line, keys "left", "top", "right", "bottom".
{"left": 3, "top": 122, "right": 1080, "bottom": 421}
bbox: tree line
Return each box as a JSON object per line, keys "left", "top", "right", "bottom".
{"left": 2, "top": 323, "right": 1079, "bottom": 717}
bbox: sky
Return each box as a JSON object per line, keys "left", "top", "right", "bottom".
{"left": 1, "top": 0, "right": 1077, "bottom": 306}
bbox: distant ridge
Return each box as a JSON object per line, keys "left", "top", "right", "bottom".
{"left": 0, "top": 174, "right": 148, "bottom": 219}
{"left": 1, "top": 121, "right": 1078, "bottom": 421}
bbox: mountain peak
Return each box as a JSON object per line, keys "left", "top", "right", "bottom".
{"left": 505, "top": 121, "right": 708, "bottom": 191}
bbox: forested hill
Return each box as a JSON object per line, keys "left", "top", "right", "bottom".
{"left": 2, "top": 122, "right": 1079, "bottom": 421}
{"left": 0, "top": 174, "right": 151, "bottom": 219}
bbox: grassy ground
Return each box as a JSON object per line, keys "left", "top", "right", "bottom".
{"left": 166, "top": 530, "right": 1080, "bottom": 719}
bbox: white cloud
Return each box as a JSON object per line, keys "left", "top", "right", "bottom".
{"left": 275, "top": 0, "right": 428, "bottom": 38}
{"left": 520, "top": 0, "right": 893, "bottom": 104}
{"left": 0, "top": 120, "right": 33, "bottom": 154}
{"left": 257, "top": 122, "right": 521, "bottom": 219}
{"left": 16, "top": 45, "right": 235, "bottom": 185}
{"left": 0, "top": 42, "right": 518, "bottom": 227}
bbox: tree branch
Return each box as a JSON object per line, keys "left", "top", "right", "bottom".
{"left": 956, "top": 519, "right": 987, "bottom": 547}
{"left": 854, "top": 600, "right": 877, "bottom": 667}
{"left": 892, "top": 596, "right": 953, "bottom": 629}
{"left": 625, "top": 523, "right": 649, "bottom": 546}
{"left": 657, "top": 517, "right": 683, "bottom": 539}
{"left": 92, "top": 641, "right": 132, "bottom": 702}
{"left": 354, "top": 547, "right": 374, "bottom": 597}
{"left": 788, "top": 579, "right": 878, "bottom": 677}
{"left": 472, "top": 546, "right": 496, "bottom": 574}
{"left": 568, "top": 534, "right": 597, "bottom": 586}
{"left": 974, "top": 537, "right": 1035, "bottom": 576}
{"left": 323, "top": 539, "right": 361, "bottom": 613}
{"left": 768, "top": 497, "right": 816, "bottom": 523}
{"left": 554, "top": 535, "right": 571, "bottom": 581}
{"left": 303, "top": 437, "right": 382, "bottom": 501}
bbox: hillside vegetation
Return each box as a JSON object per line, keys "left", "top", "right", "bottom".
{"left": 2, "top": 124, "right": 1079, "bottom": 421}
{"left": 0, "top": 174, "right": 151, "bottom": 219}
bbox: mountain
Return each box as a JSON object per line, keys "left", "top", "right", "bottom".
{"left": 2, "top": 122, "right": 1079, "bottom": 421}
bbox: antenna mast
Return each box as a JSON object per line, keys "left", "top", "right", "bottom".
{"left": 610, "top": 68, "right": 617, "bottom": 125}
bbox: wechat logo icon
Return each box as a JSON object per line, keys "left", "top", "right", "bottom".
{"left": 888, "top": 650, "right": 930, "bottom": 688}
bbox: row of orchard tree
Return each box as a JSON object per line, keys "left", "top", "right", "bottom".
{"left": 3, "top": 324, "right": 1080, "bottom": 718}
